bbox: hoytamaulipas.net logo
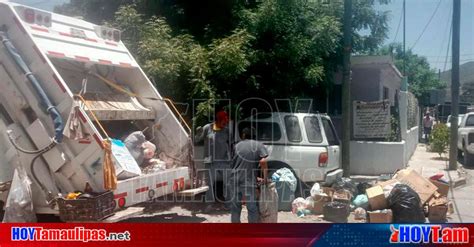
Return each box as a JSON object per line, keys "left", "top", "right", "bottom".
{"left": 390, "top": 225, "right": 469, "bottom": 244}
{"left": 11, "top": 227, "right": 131, "bottom": 242}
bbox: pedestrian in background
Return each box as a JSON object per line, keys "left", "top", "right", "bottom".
{"left": 228, "top": 127, "right": 268, "bottom": 223}
{"left": 195, "top": 111, "right": 232, "bottom": 211}
{"left": 423, "top": 112, "right": 434, "bottom": 142}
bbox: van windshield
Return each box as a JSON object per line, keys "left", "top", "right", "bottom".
{"left": 304, "top": 116, "right": 323, "bottom": 143}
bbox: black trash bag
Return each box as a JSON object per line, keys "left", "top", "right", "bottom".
{"left": 387, "top": 184, "right": 425, "bottom": 223}
{"left": 323, "top": 201, "right": 350, "bottom": 223}
{"left": 356, "top": 182, "right": 372, "bottom": 195}
{"left": 331, "top": 177, "right": 357, "bottom": 198}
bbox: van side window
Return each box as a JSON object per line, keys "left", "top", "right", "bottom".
{"left": 284, "top": 116, "right": 302, "bottom": 142}
{"left": 303, "top": 117, "right": 323, "bottom": 143}
{"left": 322, "top": 118, "right": 339, "bottom": 145}
{"left": 466, "top": 115, "right": 474, "bottom": 127}
{"left": 238, "top": 121, "right": 281, "bottom": 141}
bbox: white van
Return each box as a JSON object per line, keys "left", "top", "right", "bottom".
{"left": 236, "top": 112, "right": 343, "bottom": 194}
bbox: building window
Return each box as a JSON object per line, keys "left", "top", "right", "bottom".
{"left": 383, "top": 87, "right": 389, "bottom": 100}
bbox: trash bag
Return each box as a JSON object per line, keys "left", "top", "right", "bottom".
{"left": 323, "top": 201, "right": 350, "bottom": 223}
{"left": 124, "top": 131, "right": 146, "bottom": 165}
{"left": 332, "top": 177, "right": 357, "bottom": 198}
{"left": 387, "top": 184, "right": 425, "bottom": 223}
{"left": 310, "top": 183, "right": 321, "bottom": 197}
{"left": 142, "top": 141, "right": 156, "bottom": 160}
{"left": 354, "top": 207, "right": 367, "bottom": 220}
{"left": 259, "top": 183, "right": 279, "bottom": 223}
{"left": 291, "top": 197, "right": 307, "bottom": 214}
{"left": 273, "top": 168, "right": 297, "bottom": 192}
{"left": 352, "top": 194, "right": 369, "bottom": 209}
{"left": 2, "top": 167, "right": 36, "bottom": 223}
{"left": 356, "top": 182, "right": 372, "bottom": 195}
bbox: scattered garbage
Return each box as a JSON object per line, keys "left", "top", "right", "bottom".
{"left": 428, "top": 196, "right": 448, "bottom": 222}
{"left": 392, "top": 169, "right": 437, "bottom": 204}
{"left": 310, "top": 183, "right": 321, "bottom": 197}
{"left": 142, "top": 141, "right": 156, "bottom": 160}
{"left": 354, "top": 207, "right": 367, "bottom": 220}
{"left": 291, "top": 197, "right": 307, "bottom": 214}
{"left": 2, "top": 167, "right": 36, "bottom": 223}
{"left": 333, "top": 190, "right": 351, "bottom": 204}
{"left": 356, "top": 182, "right": 372, "bottom": 196}
{"left": 387, "top": 184, "right": 425, "bottom": 223}
{"left": 142, "top": 159, "right": 166, "bottom": 174}
{"left": 259, "top": 183, "right": 279, "bottom": 223}
{"left": 331, "top": 177, "right": 357, "bottom": 198}
{"left": 124, "top": 131, "right": 147, "bottom": 165}
{"left": 366, "top": 185, "right": 387, "bottom": 210}
{"left": 367, "top": 209, "right": 393, "bottom": 223}
{"left": 273, "top": 168, "right": 297, "bottom": 192}
{"left": 312, "top": 187, "right": 333, "bottom": 215}
{"left": 352, "top": 194, "right": 369, "bottom": 209}
{"left": 111, "top": 139, "right": 142, "bottom": 180}
{"left": 323, "top": 201, "right": 350, "bottom": 223}
{"left": 274, "top": 168, "right": 297, "bottom": 211}
{"left": 429, "top": 178, "right": 449, "bottom": 197}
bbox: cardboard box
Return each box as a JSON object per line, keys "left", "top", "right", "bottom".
{"left": 333, "top": 190, "right": 351, "bottom": 204}
{"left": 430, "top": 179, "right": 450, "bottom": 197}
{"left": 368, "top": 209, "right": 393, "bottom": 223}
{"left": 111, "top": 139, "right": 142, "bottom": 180}
{"left": 311, "top": 187, "right": 335, "bottom": 215}
{"left": 393, "top": 169, "right": 437, "bottom": 204}
{"left": 428, "top": 197, "right": 448, "bottom": 222}
{"left": 366, "top": 185, "right": 388, "bottom": 210}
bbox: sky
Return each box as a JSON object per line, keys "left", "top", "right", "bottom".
{"left": 8, "top": 0, "right": 474, "bottom": 72}
{"left": 377, "top": 0, "right": 474, "bottom": 72}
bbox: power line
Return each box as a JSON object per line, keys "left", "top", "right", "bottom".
{"left": 410, "top": 0, "right": 442, "bottom": 50}
{"left": 436, "top": 2, "right": 452, "bottom": 63}
{"left": 392, "top": 8, "right": 403, "bottom": 43}
{"left": 443, "top": 15, "right": 453, "bottom": 72}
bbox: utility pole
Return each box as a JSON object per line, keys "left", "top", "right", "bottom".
{"left": 342, "top": 0, "right": 352, "bottom": 177}
{"left": 449, "top": 0, "right": 461, "bottom": 170}
{"left": 403, "top": 0, "right": 406, "bottom": 75}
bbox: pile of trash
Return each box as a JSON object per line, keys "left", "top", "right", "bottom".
{"left": 291, "top": 168, "right": 453, "bottom": 223}
{"left": 112, "top": 131, "right": 175, "bottom": 180}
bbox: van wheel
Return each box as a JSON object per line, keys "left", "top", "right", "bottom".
{"left": 266, "top": 161, "right": 307, "bottom": 198}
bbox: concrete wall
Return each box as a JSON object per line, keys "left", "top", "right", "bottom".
{"left": 380, "top": 66, "right": 402, "bottom": 106}
{"left": 350, "top": 140, "right": 406, "bottom": 175}
{"left": 349, "top": 91, "right": 419, "bottom": 175}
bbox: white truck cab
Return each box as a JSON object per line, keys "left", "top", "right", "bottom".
{"left": 0, "top": 2, "right": 202, "bottom": 216}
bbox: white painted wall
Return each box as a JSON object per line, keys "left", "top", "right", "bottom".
{"left": 350, "top": 91, "right": 419, "bottom": 175}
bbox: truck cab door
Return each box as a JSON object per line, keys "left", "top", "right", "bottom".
{"left": 321, "top": 118, "right": 341, "bottom": 169}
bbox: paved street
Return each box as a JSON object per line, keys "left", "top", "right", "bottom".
{"left": 407, "top": 143, "right": 474, "bottom": 223}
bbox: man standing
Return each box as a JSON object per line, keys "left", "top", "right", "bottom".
{"left": 423, "top": 112, "right": 434, "bottom": 142}
{"left": 229, "top": 127, "right": 268, "bottom": 223}
{"left": 195, "top": 111, "right": 232, "bottom": 208}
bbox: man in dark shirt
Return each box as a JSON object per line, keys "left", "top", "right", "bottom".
{"left": 195, "top": 111, "right": 232, "bottom": 207}
{"left": 228, "top": 127, "right": 268, "bottom": 223}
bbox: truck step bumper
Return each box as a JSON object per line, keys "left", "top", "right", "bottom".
{"left": 324, "top": 169, "right": 343, "bottom": 186}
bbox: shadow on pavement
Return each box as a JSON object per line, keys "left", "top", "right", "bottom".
{"left": 119, "top": 213, "right": 206, "bottom": 223}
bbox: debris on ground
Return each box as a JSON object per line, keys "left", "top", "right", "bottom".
{"left": 352, "top": 194, "right": 369, "bottom": 209}
{"left": 392, "top": 168, "right": 437, "bottom": 204}
{"left": 387, "top": 184, "right": 425, "bottom": 223}
{"left": 273, "top": 168, "right": 297, "bottom": 211}
{"left": 427, "top": 196, "right": 448, "bottom": 222}
{"left": 367, "top": 209, "right": 392, "bottom": 223}
{"left": 331, "top": 177, "right": 358, "bottom": 199}
{"left": 323, "top": 201, "right": 350, "bottom": 223}
{"left": 259, "top": 183, "right": 279, "bottom": 223}
{"left": 366, "top": 185, "right": 387, "bottom": 210}
{"left": 354, "top": 207, "right": 367, "bottom": 220}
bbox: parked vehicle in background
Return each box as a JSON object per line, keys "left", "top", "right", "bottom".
{"left": 235, "top": 112, "right": 343, "bottom": 195}
{"left": 457, "top": 112, "right": 474, "bottom": 165}
{"left": 446, "top": 114, "right": 464, "bottom": 128}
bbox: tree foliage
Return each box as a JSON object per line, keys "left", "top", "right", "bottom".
{"left": 377, "top": 43, "right": 445, "bottom": 98}
{"left": 55, "top": 0, "right": 392, "bottom": 119}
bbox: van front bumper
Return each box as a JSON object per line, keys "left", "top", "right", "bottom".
{"left": 324, "top": 169, "right": 343, "bottom": 186}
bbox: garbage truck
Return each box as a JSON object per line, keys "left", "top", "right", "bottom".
{"left": 0, "top": 1, "right": 205, "bottom": 217}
